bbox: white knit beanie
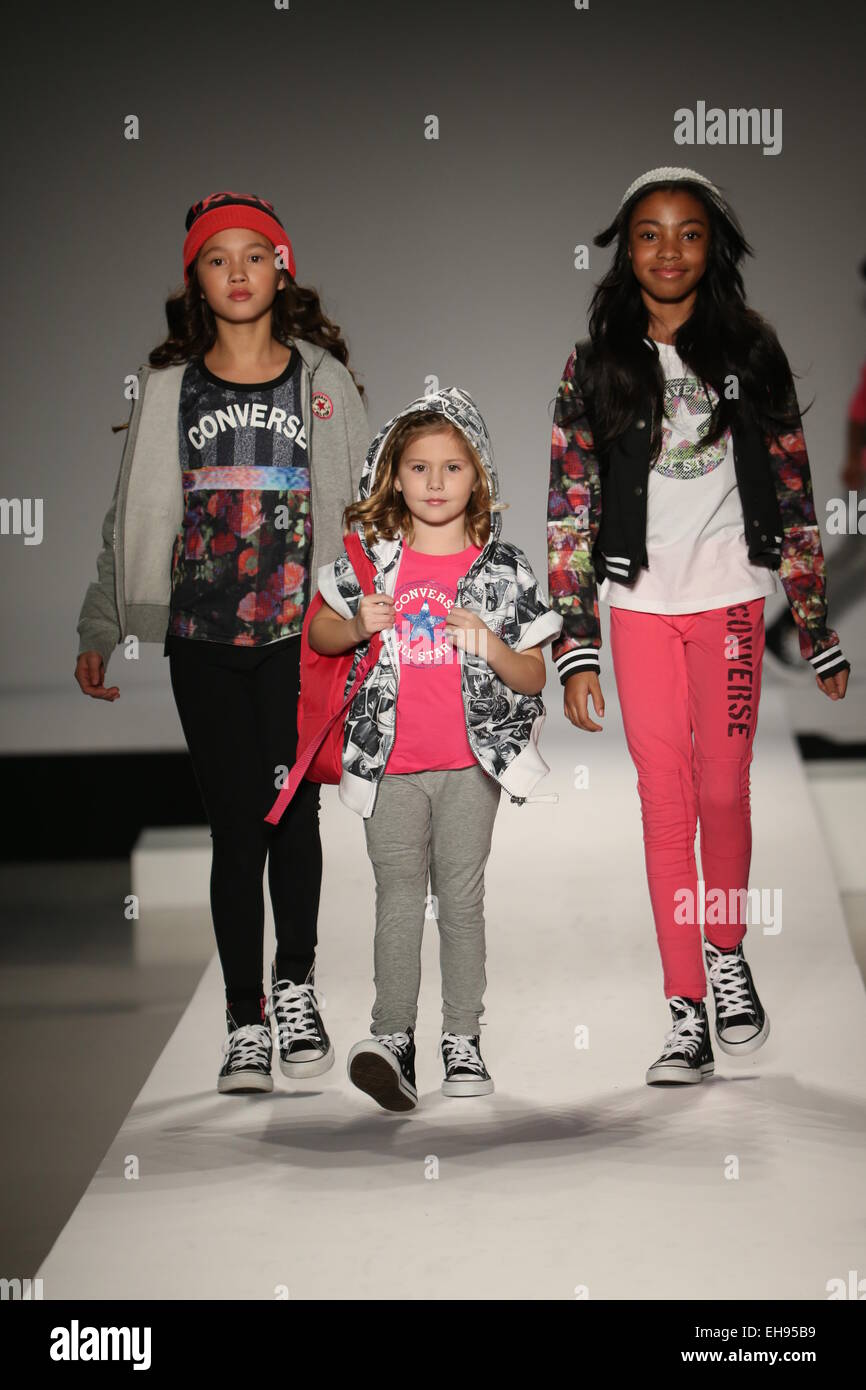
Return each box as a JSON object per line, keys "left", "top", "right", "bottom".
{"left": 618, "top": 166, "right": 730, "bottom": 218}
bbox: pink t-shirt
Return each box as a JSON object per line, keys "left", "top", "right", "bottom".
{"left": 385, "top": 542, "right": 483, "bottom": 774}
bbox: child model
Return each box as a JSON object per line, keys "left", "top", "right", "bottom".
{"left": 547, "top": 167, "right": 850, "bottom": 1085}
{"left": 75, "top": 192, "right": 370, "bottom": 1093}
{"left": 311, "top": 388, "right": 562, "bottom": 1110}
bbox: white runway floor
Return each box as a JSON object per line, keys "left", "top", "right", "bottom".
{"left": 39, "top": 687, "right": 866, "bottom": 1300}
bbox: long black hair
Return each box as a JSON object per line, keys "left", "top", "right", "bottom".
{"left": 582, "top": 179, "right": 802, "bottom": 458}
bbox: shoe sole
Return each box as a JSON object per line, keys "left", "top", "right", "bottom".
{"left": 279, "top": 1044, "right": 335, "bottom": 1079}
{"left": 347, "top": 1047, "right": 417, "bottom": 1112}
{"left": 441, "top": 1078, "right": 495, "bottom": 1097}
{"left": 646, "top": 1061, "right": 714, "bottom": 1086}
{"left": 715, "top": 1013, "right": 770, "bottom": 1057}
{"left": 218, "top": 1072, "right": 274, "bottom": 1094}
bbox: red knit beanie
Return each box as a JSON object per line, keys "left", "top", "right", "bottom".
{"left": 182, "top": 191, "right": 295, "bottom": 283}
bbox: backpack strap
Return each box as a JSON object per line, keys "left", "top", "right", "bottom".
{"left": 263, "top": 532, "right": 385, "bottom": 825}
{"left": 343, "top": 529, "right": 378, "bottom": 595}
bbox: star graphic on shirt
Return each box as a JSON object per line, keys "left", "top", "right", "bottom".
{"left": 403, "top": 600, "right": 445, "bottom": 643}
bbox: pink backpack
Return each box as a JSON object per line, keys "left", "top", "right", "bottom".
{"left": 265, "top": 531, "right": 383, "bottom": 825}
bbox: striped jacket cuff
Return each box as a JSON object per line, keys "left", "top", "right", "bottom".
{"left": 809, "top": 645, "right": 850, "bottom": 679}
{"left": 556, "top": 646, "right": 601, "bottom": 683}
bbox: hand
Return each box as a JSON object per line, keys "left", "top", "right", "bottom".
{"left": 353, "top": 592, "right": 396, "bottom": 641}
{"left": 816, "top": 667, "right": 850, "bottom": 700}
{"left": 564, "top": 670, "right": 605, "bottom": 731}
{"left": 442, "top": 606, "right": 492, "bottom": 656}
{"left": 75, "top": 651, "right": 119, "bottom": 701}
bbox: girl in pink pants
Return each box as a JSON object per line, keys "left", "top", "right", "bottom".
{"left": 547, "top": 167, "right": 850, "bottom": 1085}
{"left": 610, "top": 599, "right": 765, "bottom": 1002}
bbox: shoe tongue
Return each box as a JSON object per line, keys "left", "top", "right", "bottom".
{"left": 273, "top": 963, "right": 316, "bottom": 987}
{"left": 227, "top": 997, "right": 267, "bottom": 1029}
{"left": 669, "top": 996, "right": 696, "bottom": 1019}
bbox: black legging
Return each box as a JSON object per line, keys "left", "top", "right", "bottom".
{"left": 166, "top": 633, "right": 322, "bottom": 1004}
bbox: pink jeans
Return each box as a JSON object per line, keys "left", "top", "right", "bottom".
{"left": 609, "top": 599, "right": 765, "bottom": 999}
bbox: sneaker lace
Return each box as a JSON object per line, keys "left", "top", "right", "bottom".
{"left": 659, "top": 1002, "right": 703, "bottom": 1060}
{"left": 705, "top": 948, "right": 753, "bottom": 1019}
{"left": 266, "top": 981, "right": 323, "bottom": 1047}
{"left": 376, "top": 1030, "right": 412, "bottom": 1056}
{"left": 222, "top": 1023, "right": 270, "bottom": 1068}
{"left": 440, "top": 1032, "right": 485, "bottom": 1074}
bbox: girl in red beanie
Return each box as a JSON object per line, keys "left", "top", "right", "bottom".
{"left": 75, "top": 192, "right": 370, "bottom": 1094}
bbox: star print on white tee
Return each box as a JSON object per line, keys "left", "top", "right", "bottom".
{"left": 602, "top": 340, "right": 777, "bottom": 615}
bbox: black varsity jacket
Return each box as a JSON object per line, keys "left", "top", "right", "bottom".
{"left": 547, "top": 337, "right": 850, "bottom": 685}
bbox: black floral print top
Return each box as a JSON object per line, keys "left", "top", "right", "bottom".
{"left": 168, "top": 351, "right": 310, "bottom": 645}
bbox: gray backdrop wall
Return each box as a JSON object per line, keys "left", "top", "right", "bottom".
{"left": 2, "top": 0, "right": 863, "bottom": 752}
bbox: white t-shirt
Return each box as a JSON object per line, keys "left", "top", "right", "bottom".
{"left": 602, "top": 340, "right": 778, "bottom": 615}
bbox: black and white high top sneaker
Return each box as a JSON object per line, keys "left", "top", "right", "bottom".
{"left": 440, "top": 1033, "right": 494, "bottom": 1097}
{"left": 704, "top": 940, "right": 770, "bottom": 1056}
{"left": 347, "top": 1027, "right": 418, "bottom": 1111}
{"left": 266, "top": 963, "right": 335, "bottom": 1079}
{"left": 645, "top": 997, "right": 714, "bottom": 1086}
{"left": 217, "top": 1007, "right": 274, "bottom": 1094}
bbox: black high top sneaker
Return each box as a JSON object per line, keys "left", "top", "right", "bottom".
{"left": 704, "top": 940, "right": 770, "bottom": 1056}
{"left": 440, "top": 1032, "right": 494, "bottom": 1097}
{"left": 347, "top": 1028, "right": 418, "bottom": 1112}
{"left": 645, "top": 997, "right": 714, "bottom": 1086}
{"left": 266, "top": 963, "right": 335, "bottom": 1079}
{"left": 217, "top": 1005, "right": 273, "bottom": 1094}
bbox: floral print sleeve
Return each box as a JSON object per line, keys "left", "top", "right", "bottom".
{"left": 547, "top": 344, "right": 604, "bottom": 684}
{"left": 767, "top": 362, "right": 850, "bottom": 679}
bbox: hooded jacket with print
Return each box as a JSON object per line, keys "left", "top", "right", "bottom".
{"left": 76, "top": 339, "right": 370, "bottom": 671}
{"left": 316, "top": 386, "right": 563, "bottom": 819}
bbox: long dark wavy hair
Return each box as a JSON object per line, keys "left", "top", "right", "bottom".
{"left": 148, "top": 267, "right": 365, "bottom": 398}
{"left": 580, "top": 179, "right": 803, "bottom": 458}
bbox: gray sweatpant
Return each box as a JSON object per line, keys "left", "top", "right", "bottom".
{"left": 362, "top": 763, "right": 502, "bottom": 1036}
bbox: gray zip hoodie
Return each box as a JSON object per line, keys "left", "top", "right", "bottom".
{"left": 76, "top": 339, "right": 370, "bottom": 670}
{"left": 317, "top": 385, "right": 563, "bottom": 818}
